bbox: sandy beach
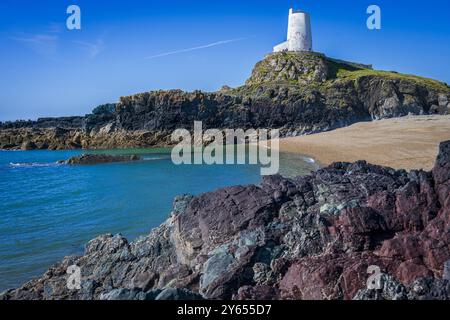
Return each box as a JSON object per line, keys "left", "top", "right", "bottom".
{"left": 278, "top": 115, "right": 450, "bottom": 171}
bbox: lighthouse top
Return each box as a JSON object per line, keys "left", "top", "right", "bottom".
{"left": 274, "top": 7, "right": 313, "bottom": 53}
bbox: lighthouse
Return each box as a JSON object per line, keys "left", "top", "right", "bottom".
{"left": 274, "top": 7, "right": 313, "bottom": 52}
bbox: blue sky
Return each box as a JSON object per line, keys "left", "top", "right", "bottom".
{"left": 0, "top": 0, "right": 449, "bottom": 121}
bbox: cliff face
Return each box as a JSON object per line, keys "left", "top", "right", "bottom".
{"left": 3, "top": 141, "right": 450, "bottom": 300}
{"left": 1, "top": 52, "right": 450, "bottom": 150}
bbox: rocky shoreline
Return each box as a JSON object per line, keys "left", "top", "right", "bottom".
{"left": 2, "top": 140, "right": 449, "bottom": 300}
{"left": 1, "top": 52, "right": 449, "bottom": 151}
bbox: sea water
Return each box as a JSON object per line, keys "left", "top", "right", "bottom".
{"left": 0, "top": 149, "right": 318, "bottom": 291}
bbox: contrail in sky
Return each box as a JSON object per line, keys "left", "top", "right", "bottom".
{"left": 144, "top": 37, "right": 249, "bottom": 60}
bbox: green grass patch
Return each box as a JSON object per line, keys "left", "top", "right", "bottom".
{"left": 336, "top": 68, "right": 450, "bottom": 92}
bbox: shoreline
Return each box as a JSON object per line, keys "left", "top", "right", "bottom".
{"left": 3, "top": 140, "right": 450, "bottom": 300}
{"left": 3, "top": 114, "right": 450, "bottom": 172}
{"left": 276, "top": 115, "right": 450, "bottom": 171}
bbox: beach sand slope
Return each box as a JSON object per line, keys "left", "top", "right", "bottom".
{"left": 278, "top": 115, "right": 450, "bottom": 171}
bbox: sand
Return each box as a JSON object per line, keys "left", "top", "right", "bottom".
{"left": 277, "top": 115, "right": 450, "bottom": 171}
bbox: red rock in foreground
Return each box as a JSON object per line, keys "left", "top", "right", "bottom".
{"left": 2, "top": 142, "right": 450, "bottom": 300}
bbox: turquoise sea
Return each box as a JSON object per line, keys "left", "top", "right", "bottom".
{"left": 0, "top": 149, "right": 318, "bottom": 292}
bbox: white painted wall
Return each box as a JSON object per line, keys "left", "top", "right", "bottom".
{"left": 274, "top": 8, "right": 313, "bottom": 53}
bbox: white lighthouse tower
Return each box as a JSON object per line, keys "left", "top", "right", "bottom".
{"left": 274, "top": 7, "right": 313, "bottom": 52}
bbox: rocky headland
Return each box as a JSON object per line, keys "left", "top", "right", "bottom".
{"left": 1, "top": 52, "right": 449, "bottom": 151}
{"left": 2, "top": 140, "right": 449, "bottom": 300}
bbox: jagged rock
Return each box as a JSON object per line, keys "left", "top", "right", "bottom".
{"left": 233, "top": 285, "right": 278, "bottom": 300}
{"left": 353, "top": 274, "right": 408, "bottom": 300}
{"left": 407, "top": 278, "right": 450, "bottom": 300}
{"left": 2, "top": 140, "right": 450, "bottom": 300}
{"left": 65, "top": 154, "right": 141, "bottom": 165}
{"left": 439, "top": 94, "right": 449, "bottom": 108}
{"left": 21, "top": 141, "right": 36, "bottom": 150}
{"left": 92, "top": 103, "right": 117, "bottom": 115}
{"left": 132, "top": 271, "right": 157, "bottom": 291}
{"left": 99, "top": 288, "right": 159, "bottom": 300}
{"left": 444, "top": 261, "right": 450, "bottom": 280}
{"left": 219, "top": 85, "right": 232, "bottom": 93}
{"left": 245, "top": 52, "right": 332, "bottom": 85}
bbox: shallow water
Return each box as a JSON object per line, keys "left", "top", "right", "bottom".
{"left": 0, "top": 148, "right": 318, "bottom": 291}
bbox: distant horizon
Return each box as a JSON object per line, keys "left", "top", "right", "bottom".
{"left": 1, "top": 0, "right": 450, "bottom": 121}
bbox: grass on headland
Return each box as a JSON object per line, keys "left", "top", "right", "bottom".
{"left": 335, "top": 68, "right": 450, "bottom": 92}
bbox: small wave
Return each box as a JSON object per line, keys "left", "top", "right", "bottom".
{"left": 303, "top": 157, "right": 316, "bottom": 164}
{"left": 142, "top": 156, "right": 171, "bottom": 161}
{"left": 9, "top": 162, "right": 63, "bottom": 168}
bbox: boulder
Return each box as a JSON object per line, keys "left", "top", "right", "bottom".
{"left": 65, "top": 154, "right": 141, "bottom": 165}
{"left": 21, "top": 141, "right": 36, "bottom": 150}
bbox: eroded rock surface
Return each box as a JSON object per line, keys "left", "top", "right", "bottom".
{"left": 2, "top": 141, "right": 450, "bottom": 300}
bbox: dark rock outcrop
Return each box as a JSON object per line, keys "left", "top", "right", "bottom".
{"left": 2, "top": 140, "right": 450, "bottom": 300}
{"left": 0, "top": 117, "right": 85, "bottom": 130}
{"left": 1, "top": 52, "right": 449, "bottom": 150}
{"left": 64, "top": 154, "right": 141, "bottom": 165}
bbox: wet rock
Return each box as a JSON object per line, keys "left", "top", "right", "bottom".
{"left": 438, "top": 94, "right": 449, "bottom": 108}
{"left": 65, "top": 154, "right": 141, "bottom": 165}
{"left": 252, "top": 263, "right": 271, "bottom": 285}
{"left": 444, "top": 261, "right": 450, "bottom": 281}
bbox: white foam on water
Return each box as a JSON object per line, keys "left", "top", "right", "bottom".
{"left": 303, "top": 157, "right": 316, "bottom": 164}
{"left": 9, "top": 162, "right": 63, "bottom": 168}
{"left": 142, "top": 156, "right": 171, "bottom": 161}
